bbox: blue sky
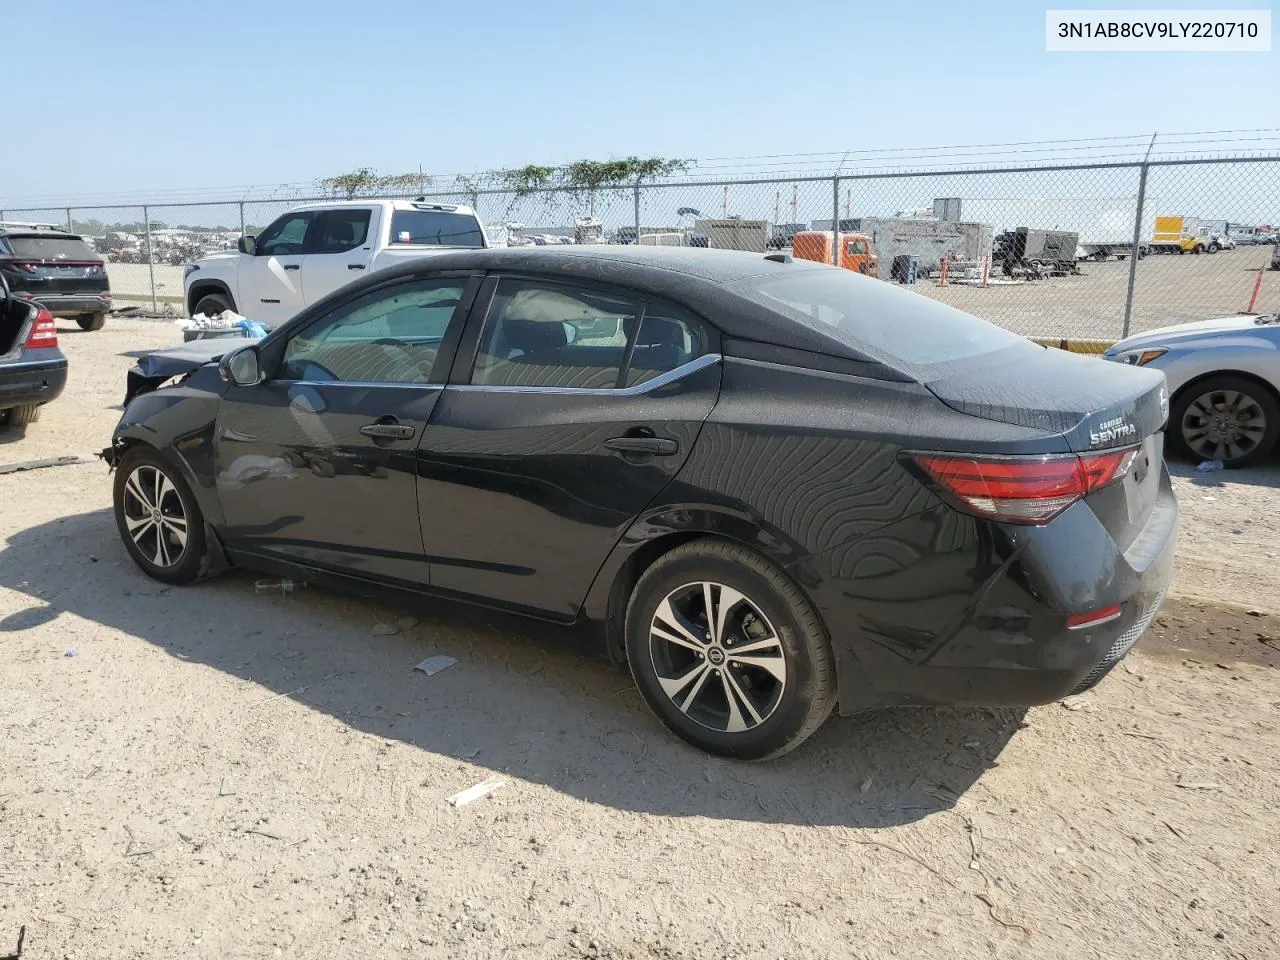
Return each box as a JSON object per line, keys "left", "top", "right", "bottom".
{"left": 4, "top": 0, "right": 1275, "bottom": 203}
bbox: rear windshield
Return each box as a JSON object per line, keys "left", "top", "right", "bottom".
{"left": 3, "top": 235, "right": 97, "bottom": 260}
{"left": 388, "top": 210, "right": 484, "bottom": 248}
{"left": 741, "top": 269, "right": 1022, "bottom": 369}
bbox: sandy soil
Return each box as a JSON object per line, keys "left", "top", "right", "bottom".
{"left": 1, "top": 318, "right": 1278, "bottom": 959}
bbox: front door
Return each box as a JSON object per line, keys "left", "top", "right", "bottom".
{"left": 239, "top": 210, "right": 312, "bottom": 325}
{"left": 214, "top": 274, "right": 477, "bottom": 585}
{"left": 416, "top": 276, "right": 720, "bottom": 619}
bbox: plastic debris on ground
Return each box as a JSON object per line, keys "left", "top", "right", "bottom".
{"left": 414, "top": 655, "right": 457, "bottom": 677}
{"left": 65, "top": 649, "right": 78, "bottom": 657}
{"left": 176, "top": 311, "right": 269, "bottom": 341}
{"left": 255, "top": 579, "right": 303, "bottom": 596}
{"left": 447, "top": 778, "right": 505, "bottom": 807}
{"left": 1196, "top": 459, "right": 1224, "bottom": 472}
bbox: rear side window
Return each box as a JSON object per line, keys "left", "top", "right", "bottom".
{"left": 307, "top": 209, "right": 371, "bottom": 254}
{"left": 742, "top": 269, "right": 1021, "bottom": 369}
{"left": 389, "top": 209, "right": 484, "bottom": 248}
{"left": 3, "top": 235, "right": 97, "bottom": 260}
{"left": 470, "top": 279, "right": 706, "bottom": 390}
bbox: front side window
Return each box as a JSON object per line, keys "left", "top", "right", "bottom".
{"left": 307, "top": 209, "right": 371, "bottom": 254}
{"left": 470, "top": 279, "right": 706, "bottom": 390}
{"left": 846, "top": 239, "right": 868, "bottom": 256}
{"left": 280, "top": 279, "right": 464, "bottom": 384}
{"left": 255, "top": 213, "right": 313, "bottom": 256}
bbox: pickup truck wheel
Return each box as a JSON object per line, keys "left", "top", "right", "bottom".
{"left": 193, "top": 293, "right": 232, "bottom": 318}
{"left": 76, "top": 313, "right": 106, "bottom": 331}
{"left": 5, "top": 404, "right": 41, "bottom": 427}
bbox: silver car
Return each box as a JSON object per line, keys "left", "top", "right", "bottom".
{"left": 1105, "top": 313, "right": 1280, "bottom": 467}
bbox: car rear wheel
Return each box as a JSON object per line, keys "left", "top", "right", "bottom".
{"left": 113, "top": 447, "right": 209, "bottom": 583}
{"left": 625, "top": 539, "right": 836, "bottom": 760}
{"left": 3, "top": 403, "right": 40, "bottom": 427}
{"left": 76, "top": 313, "right": 106, "bottom": 331}
{"left": 1170, "top": 375, "right": 1280, "bottom": 467}
{"left": 193, "top": 293, "right": 233, "bottom": 318}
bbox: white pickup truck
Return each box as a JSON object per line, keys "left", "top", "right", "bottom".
{"left": 183, "top": 199, "right": 488, "bottom": 326}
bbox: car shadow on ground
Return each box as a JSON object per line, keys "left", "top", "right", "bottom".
{"left": 1168, "top": 459, "right": 1280, "bottom": 489}
{"left": 0, "top": 508, "right": 1025, "bottom": 828}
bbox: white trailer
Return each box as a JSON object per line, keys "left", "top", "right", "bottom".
{"left": 932, "top": 197, "right": 1158, "bottom": 262}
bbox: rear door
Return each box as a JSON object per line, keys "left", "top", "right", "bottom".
{"left": 214, "top": 273, "right": 478, "bottom": 584}
{"left": 301, "top": 208, "right": 376, "bottom": 305}
{"left": 239, "top": 211, "right": 312, "bottom": 325}
{"left": 415, "top": 274, "right": 721, "bottom": 619}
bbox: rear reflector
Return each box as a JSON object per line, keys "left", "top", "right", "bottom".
{"left": 1066, "top": 604, "right": 1124, "bottom": 630}
{"left": 905, "top": 447, "right": 1139, "bottom": 524}
{"left": 24, "top": 307, "right": 58, "bottom": 349}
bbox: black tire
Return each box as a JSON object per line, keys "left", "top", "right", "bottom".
{"left": 1168, "top": 375, "right": 1280, "bottom": 468}
{"left": 5, "top": 403, "right": 40, "bottom": 426}
{"left": 112, "top": 446, "right": 211, "bottom": 584}
{"left": 76, "top": 312, "right": 106, "bottom": 331}
{"left": 1192, "top": 244, "right": 1204, "bottom": 255}
{"left": 625, "top": 538, "right": 837, "bottom": 761}
{"left": 1208, "top": 242, "right": 1220, "bottom": 254}
{"left": 193, "top": 292, "right": 233, "bottom": 318}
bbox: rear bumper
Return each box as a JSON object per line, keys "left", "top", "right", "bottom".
{"left": 800, "top": 466, "right": 1178, "bottom": 714}
{"left": 15, "top": 292, "right": 111, "bottom": 316}
{"left": 0, "top": 351, "right": 68, "bottom": 409}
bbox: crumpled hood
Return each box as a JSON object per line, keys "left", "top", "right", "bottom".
{"left": 124, "top": 336, "right": 257, "bottom": 404}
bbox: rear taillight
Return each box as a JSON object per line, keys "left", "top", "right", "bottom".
{"left": 24, "top": 307, "right": 58, "bottom": 349}
{"left": 905, "top": 447, "right": 1139, "bottom": 524}
{"left": 7, "top": 261, "right": 39, "bottom": 274}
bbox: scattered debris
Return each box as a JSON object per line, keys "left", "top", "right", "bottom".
{"left": 371, "top": 622, "right": 398, "bottom": 637}
{"left": 64, "top": 649, "right": 77, "bottom": 658}
{"left": 1232, "top": 528, "right": 1244, "bottom": 535}
{"left": 254, "top": 579, "right": 302, "bottom": 596}
{"left": 414, "top": 655, "right": 457, "bottom": 676}
{"left": 1175, "top": 777, "right": 1223, "bottom": 791}
{"left": 1196, "top": 460, "right": 1224, "bottom": 472}
{"left": 448, "top": 778, "right": 506, "bottom": 807}
{"left": 0, "top": 453, "right": 98, "bottom": 476}
{"left": 3, "top": 924, "right": 24, "bottom": 960}
{"left": 975, "top": 892, "right": 1034, "bottom": 936}
{"left": 1247, "top": 609, "right": 1266, "bottom": 617}
{"left": 1059, "top": 695, "right": 1092, "bottom": 711}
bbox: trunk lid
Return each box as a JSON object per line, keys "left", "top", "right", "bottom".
{"left": 924, "top": 343, "right": 1168, "bottom": 549}
{"left": 923, "top": 343, "right": 1167, "bottom": 453}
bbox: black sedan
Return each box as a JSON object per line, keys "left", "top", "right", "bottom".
{"left": 104, "top": 247, "right": 1176, "bottom": 759}
{"left": 0, "top": 227, "right": 111, "bottom": 330}
{"left": 1, "top": 273, "right": 67, "bottom": 427}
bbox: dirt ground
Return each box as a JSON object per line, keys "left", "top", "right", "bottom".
{"left": 1, "top": 317, "right": 1278, "bottom": 960}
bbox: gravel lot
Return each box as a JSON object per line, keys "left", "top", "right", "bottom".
{"left": 106, "top": 244, "right": 1280, "bottom": 342}
{"left": 2, "top": 318, "right": 1278, "bottom": 960}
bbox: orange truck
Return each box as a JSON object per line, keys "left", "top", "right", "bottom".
{"left": 791, "top": 230, "right": 879, "bottom": 276}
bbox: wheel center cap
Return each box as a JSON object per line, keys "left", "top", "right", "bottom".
{"left": 151, "top": 508, "right": 161, "bottom": 522}
{"left": 707, "top": 647, "right": 726, "bottom": 666}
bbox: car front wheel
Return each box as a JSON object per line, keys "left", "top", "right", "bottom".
{"left": 113, "top": 447, "right": 210, "bottom": 583}
{"left": 625, "top": 539, "right": 836, "bottom": 760}
{"left": 1169, "top": 375, "right": 1280, "bottom": 467}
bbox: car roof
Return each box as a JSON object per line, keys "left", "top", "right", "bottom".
{"left": 0, "top": 228, "right": 81, "bottom": 239}
{"left": 364, "top": 246, "right": 897, "bottom": 366}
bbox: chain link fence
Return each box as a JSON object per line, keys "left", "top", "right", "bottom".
{"left": 3, "top": 156, "right": 1276, "bottom": 342}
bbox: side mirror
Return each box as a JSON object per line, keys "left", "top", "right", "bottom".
{"left": 238, "top": 235, "right": 257, "bottom": 255}
{"left": 220, "top": 345, "right": 263, "bottom": 387}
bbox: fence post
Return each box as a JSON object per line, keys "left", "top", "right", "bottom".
{"left": 633, "top": 180, "right": 641, "bottom": 246}
{"left": 1121, "top": 162, "right": 1149, "bottom": 339}
{"left": 239, "top": 201, "right": 245, "bottom": 237}
{"left": 66, "top": 207, "right": 73, "bottom": 233}
{"left": 143, "top": 204, "right": 157, "bottom": 313}
{"left": 832, "top": 176, "right": 841, "bottom": 262}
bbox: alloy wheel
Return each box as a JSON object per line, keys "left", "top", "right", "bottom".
{"left": 1180, "top": 388, "right": 1268, "bottom": 462}
{"left": 120, "top": 464, "right": 189, "bottom": 568}
{"left": 648, "top": 581, "right": 786, "bottom": 734}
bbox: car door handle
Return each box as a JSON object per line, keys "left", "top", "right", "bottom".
{"left": 347, "top": 264, "right": 365, "bottom": 270}
{"left": 605, "top": 436, "right": 678, "bottom": 456}
{"left": 283, "top": 264, "right": 301, "bottom": 271}
{"left": 360, "top": 422, "right": 416, "bottom": 440}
